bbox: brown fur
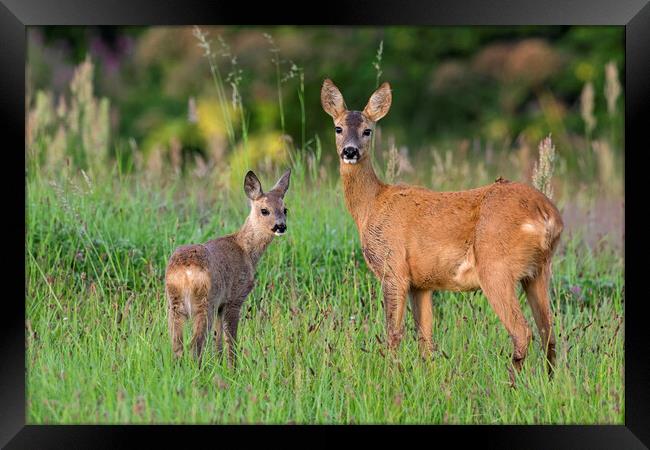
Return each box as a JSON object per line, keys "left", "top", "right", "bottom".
{"left": 165, "top": 170, "right": 290, "bottom": 367}
{"left": 322, "top": 79, "right": 563, "bottom": 380}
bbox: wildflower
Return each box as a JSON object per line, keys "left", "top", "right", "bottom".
{"left": 570, "top": 285, "right": 582, "bottom": 297}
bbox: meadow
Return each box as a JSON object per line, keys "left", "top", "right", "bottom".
{"left": 26, "top": 26, "right": 624, "bottom": 424}
{"left": 26, "top": 160, "right": 624, "bottom": 424}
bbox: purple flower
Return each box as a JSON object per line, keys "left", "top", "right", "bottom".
{"left": 570, "top": 285, "right": 582, "bottom": 297}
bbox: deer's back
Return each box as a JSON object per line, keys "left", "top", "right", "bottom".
{"left": 360, "top": 180, "right": 563, "bottom": 291}
{"left": 166, "top": 235, "right": 254, "bottom": 308}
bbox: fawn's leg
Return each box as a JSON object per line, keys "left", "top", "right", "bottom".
{"left": 189, "top": 291, "right": 212, "bottom": 364}
{"left": 410, "top": 288, "right": 435, "bottom": 358}
{"left": 382, "top": 277, "right": 409, "bottom": 351}
{"left": 166, "top": 286, "right": 185, "bottom": 358}
{"left": 214, "top": 306, "right": 224, "bottom": 356}
{"left": 223, "top": 300, "right": 244, "bottom": 369}
{"left": 478, "top": 268, "right": 532, "bottom": 386}
{"left": 522, "top": 263, "right": 557, "bottom": 378}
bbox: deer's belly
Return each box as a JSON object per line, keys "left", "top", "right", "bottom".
{"left": 359, "top": 221, "right": 482, "bottom": 292}
{"left": 409, "top": 248, "right": 481, "bottom": 292}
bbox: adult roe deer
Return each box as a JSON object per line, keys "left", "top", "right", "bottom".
{"left": 321, "top": 79, "right": 563, "bottom": 380}
{"left": 165, "top": 169, "right": 290, "bottom": 367}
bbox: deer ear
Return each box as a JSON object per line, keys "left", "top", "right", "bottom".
{"left": 244, "top": 171, "right": 263, "bottom": 200}
{"left": 270, "top": 169, "right": 291, "bottom": 197}
{"left": 321, "top": 79, "right": 347, "bottom": 119}
{"left": 363, "top": 82, "right": 392, "bottom": 122}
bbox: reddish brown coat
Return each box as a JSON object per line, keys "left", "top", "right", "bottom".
{"left": 322, "top": 79, "right": 562, "bottom": 381}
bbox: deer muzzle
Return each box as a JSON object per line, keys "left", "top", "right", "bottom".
{"left": 341, "top": 146, "right": 360, "bottom": 164}
{"left": 272, "top": 223, "right": 287, "bottom": 235}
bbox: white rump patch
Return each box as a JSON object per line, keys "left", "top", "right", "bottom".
{"left": 183, "top": 291, "right": 192, "bottom": 318}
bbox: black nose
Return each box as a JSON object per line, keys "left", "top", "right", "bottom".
{"left": 341, "top": 146, "right": 359, "bottom": 159}
{"left": 273, "top": 224, "right": 286, "bottom": 233}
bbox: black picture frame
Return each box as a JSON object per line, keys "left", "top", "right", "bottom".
{"left": 3, "top": 0, "right": 648, "bottom": 447}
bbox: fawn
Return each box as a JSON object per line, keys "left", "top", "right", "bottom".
{"left": 165, "top": 169, "right": 290, "bottom": 367}
{"left": 321, "top": 79, "right": 563, "bottom": 381}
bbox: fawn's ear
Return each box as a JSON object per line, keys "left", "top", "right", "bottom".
{"left": 363, "top": 82, "right": 392, "bottom": 122}
{"left": 270, "top": 169, "right": 291, "bottom": 198}
{"left": 244, "top": 171, "right": 263, "bottom": 200}
{"left": 321, "top": 79, "right": 347, "bottom": 119}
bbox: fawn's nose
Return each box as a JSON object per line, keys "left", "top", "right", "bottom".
{"left": 341, "top": 146, "right": 360, "bottom": 162}
{"left": 272, "top": 223, "right": 287, "bottom": 235}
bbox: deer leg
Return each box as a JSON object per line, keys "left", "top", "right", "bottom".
{"left": 410, "top": 288, "right": 435, "bottom": 359}
{"left": 479, "top": 270, "right": 532, "bottom": 385}
{"left": 223, "top": 301, "right": 243, "bottom": 369}
{"left": 189, "top": 293, "right": 212, "bottom": 365}
{"left": 382, "top": 278, "right": 408, "bottom": 351}
{"left": 189, "top": 309, "right": 211, "bottom": 365}
{"left": 522, "top": 264, "right": 556, "bottom": 378}
{"left": 166, "top": 286, "right": 185, "bottom": 358}
{"left": 214, "top": 306, "right": 224, "bottom": 356}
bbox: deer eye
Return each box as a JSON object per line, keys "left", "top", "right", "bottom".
{"left": 335, "top": 127, "right": 342, "bottom": 134}
{"left": 283, "top": 208, "right": 288, "bottom": 215}
{"left": 363, "top": 129, "right": 372, "bottom": 136}
{"left": 261, "top": 208, "right": 270, "bottom": 216}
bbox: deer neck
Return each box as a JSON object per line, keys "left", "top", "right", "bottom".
{"left": 340, "top": 156, "right": 383, "bottom": 232}
{"left": 235, "top": 216, "right": 274, "bottom": 268}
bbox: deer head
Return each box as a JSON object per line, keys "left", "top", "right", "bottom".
{"left": 244, "top": 169, "right": 291, "bottom": 236}
{"left": 321, "top": 79, "right": 392, "bottom": 165}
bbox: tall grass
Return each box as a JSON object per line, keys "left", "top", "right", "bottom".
{"left": 532, "top": 134, "right": 557, "bottom": 199}
{"left": 27, "top": 55, "right": 110, "bottom": 177}
{"left": 370, "top": 40, "right": 384, "bottom": 169}
{"left": 26, "top": 163, "right": 624, "bottom": 424}
{"left": 193, "top": 27, "right": 236, "bottom": 148}
{"left": 264, "top": 33, "right": 286, "bottom": 137}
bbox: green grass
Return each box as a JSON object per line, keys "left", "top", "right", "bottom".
{"left": 26, "top": 166, "right": 624, "bottom": 424}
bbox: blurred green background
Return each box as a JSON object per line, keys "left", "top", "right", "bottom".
{"left": 28, "top": 26, "right": 623, "bottom": 150}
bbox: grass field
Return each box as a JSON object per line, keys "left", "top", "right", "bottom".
{"left": 26, "top": 161, "right": 624, "bottom": 424}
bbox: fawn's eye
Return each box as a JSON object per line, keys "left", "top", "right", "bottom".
{"left": 261, "top": 208, "right": 270, "bottom": 216}
{"left": 335, "top": 127, "right": 342, "bottom": 134}
{"left": 363, "top": 129, "right": 372, "bottom": 136}
{"left": 283, "top": 208, "right": 288, "bottom": 215}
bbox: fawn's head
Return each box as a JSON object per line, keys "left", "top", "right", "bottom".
{"left": 243, "top": 169, "right": 291, "bottom": 236}
{"left": 321, "top": 79, "right": 392, "bottom": 165}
